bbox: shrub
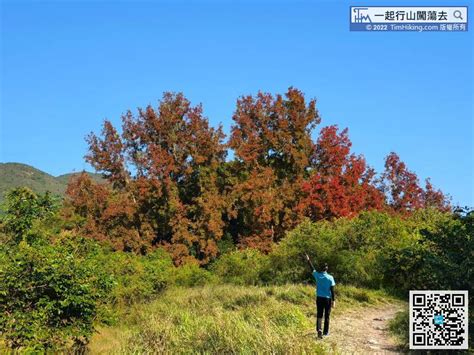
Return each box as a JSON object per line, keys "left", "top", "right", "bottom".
{"left": 265, "top": 218, "right": 351, "bottom": 285}
{"left": 171, "top": 263, "right": 218, "bottom": 287}
{"left": 1, "top": 187, "right": 58, "bottom": 243}
{"left": 0, "top": 189, "right": 114, "bottom": 351}
{"left": 385, "top": 209, "right": 473, "bottom": 295}
{"left": 266, "top": 211, "right": 420, "bottom": 288}
{"left": 0, "top": 239, "right": 113, "bottom": 351}
{"left": 263, "top": 219, "right": 333, "bottom": 284}
{"left": 98, "top": 248, "right": 174, "bottom": 306}
{"left": 143, "top": 249, "right": 175, "bottom": 291}
{"left": 264, "top": 208, "right": 471, "bottom": 297}
{"left": 211, "top": 249, "right": 268, "bottom": 285}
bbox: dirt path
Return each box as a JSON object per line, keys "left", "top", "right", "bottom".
{"left": 321, "top": 303, "right": 404, "bottom": 354}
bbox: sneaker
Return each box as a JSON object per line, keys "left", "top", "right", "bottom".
{"left": 317, "top": 330, "right": 323, "bottom": 339}
{"left": 323, "top": 333, "right": 330, "bottom": 337}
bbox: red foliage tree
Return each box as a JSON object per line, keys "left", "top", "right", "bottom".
{"left": 228, "top": 87, "right": 321, "bottom": 251}
{"left": 65, "top": 88, "right": 451, "bottom": 262}
{"left": 298, "top": 126, "right": 385, "bottom": 220}
{"left": 422, "top": 178, "right": 451, "bottom": 212}
{"left": 66, "top": 93, "right": 227, "bottom": 264}
{"left": 62, "top": 173, "right": 149, "bottom": 252}
{"left": 380, "top": 152, "right": 450, "bottom": 214}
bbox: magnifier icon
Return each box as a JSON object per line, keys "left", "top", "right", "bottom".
{"left": 453, "top": 10, "right": 463, "bottom": 20}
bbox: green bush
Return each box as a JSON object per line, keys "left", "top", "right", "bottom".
{"left": 211, "top": 249, "right": 268, "bottom": 285}
{"left": 0, "top": 239, "right": 114, "bottom": 351}
{"left": 97, "top": 248, "right": 174, "bottom": 306}
{"left": 1, "top": 187, "right": 58, "bottom": 243}
{"left": 265, "top": 210, "right": 456, "bottom": 290}
{"left": 206, "top": 208, "right": 466, "bottom": 294}
{"left": 385, "top": 209, "right": 473, "bottom": 294}
{"left": 171, "top": 263, "right": 219, "bottom": 287}
{"left": 0, "top": 189, "right": 115, "bottom": 351}
{"left": 264, "top": 219, "right": 337, "bottom": 284}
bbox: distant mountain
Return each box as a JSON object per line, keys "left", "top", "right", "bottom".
{"left": 0, "top": 162, "right": 105, "bottom": 203}
{"left": 56, "top": 172, "right": 105, "bottom": 186}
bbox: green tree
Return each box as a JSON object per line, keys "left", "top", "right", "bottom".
{"left": 387, "top": 208, "right": 473, "bottom": 292}
{"left": 0, "top": 188, "right": 113, "bottom": 351}
{"left": 1, "top": 187, "right": 57, "bottom": 243}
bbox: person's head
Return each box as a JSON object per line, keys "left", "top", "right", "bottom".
{"left": 320, "top": 263, "right": 328, "bottom": 272}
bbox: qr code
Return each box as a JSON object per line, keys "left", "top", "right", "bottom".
{"left": 410, "top": 290, "right": 468, "bottom": 349}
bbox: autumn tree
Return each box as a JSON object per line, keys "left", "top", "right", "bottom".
{"left": 228, "top": 87, "right": 321, "bottom": 251}
{"left": 65, "top": 88, "right": 451, "bottom": 261}
{"left": 66, "top": 93, "right": 227, "bottom": 264}
{"left": 422, "top": 178, "right": 451, "bottom": 212}
{"left": 63, "top": 173, "right": 147, "bottom": 252}
{"left": 298, "top": 125, "right": 385, "bottom": 221}
{"left": 380, "top": 152, "right": 450, "bottom": 214}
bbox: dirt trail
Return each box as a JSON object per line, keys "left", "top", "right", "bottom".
{"left": 321, "top": 303, "right": 404, "bottom": 354}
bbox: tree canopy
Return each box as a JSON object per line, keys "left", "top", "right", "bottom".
{"left": 64, "top": 88, "right": 450, "bottom": 264}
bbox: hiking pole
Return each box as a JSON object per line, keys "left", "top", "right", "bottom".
{"left": 304, "top": 252, "right": 315, "bottom": 271}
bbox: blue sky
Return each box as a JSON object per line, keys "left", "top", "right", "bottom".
{"left": 1, "top": 0, "right": 473, "bottom": 206}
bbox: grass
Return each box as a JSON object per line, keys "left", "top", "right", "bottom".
{"left": 88, "top": 284, "right": 400, "bottom": 354}
{"left": 388, "top": 307, "right": 409, "bottom": 351}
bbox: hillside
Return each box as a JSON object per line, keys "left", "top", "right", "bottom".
{"left": 0, "top": 162, "right": 104, "bottom": 203}
{"left": 56, "top": 171, "right": 105, "bottom": 186}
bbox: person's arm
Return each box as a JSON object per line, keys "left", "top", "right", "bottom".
{"left": 304, "top": 253, "right": 316, "bottom": 272}
{"left": 331, "top": 278, "right": 336, "bottom": 307}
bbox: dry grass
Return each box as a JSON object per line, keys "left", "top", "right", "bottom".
{"left": 88, "top": 284, "right": 400, "bottom": 354}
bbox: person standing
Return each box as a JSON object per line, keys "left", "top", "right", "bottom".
{"left": 305, "top": 254, "right": 336, "bottom": 339}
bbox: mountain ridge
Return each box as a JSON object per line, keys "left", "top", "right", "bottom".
{"left": 0, "top": 162, "right": 104, "bottom": 203}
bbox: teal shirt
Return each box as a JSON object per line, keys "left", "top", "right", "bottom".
{"left": 312, "top": 271, "right": 335, "bottom": 299}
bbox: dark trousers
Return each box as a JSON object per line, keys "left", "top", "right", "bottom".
{"left": 316, "top": 296, "right": 332, "bottom": 334}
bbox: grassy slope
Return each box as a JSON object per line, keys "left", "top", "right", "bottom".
{"left": 89, "top": 284, "right": 404, "bottom": 354}
{"left": 0, "top": 163, "right": 64, "bottom": 200}
{"left": 0, "top": 162, "right": 104, "bottom": 203}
